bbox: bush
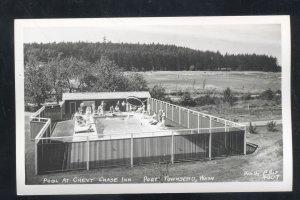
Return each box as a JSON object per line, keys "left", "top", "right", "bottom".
{"left": 179, "top": 91, "right": 196, "bottom": 106}
{"left": 242, "top": 92, "right": 252, "bottom": 101}
{"left": 223, "top": 87, "right": 237, "bottom": 106}
{"left": 150, "top": 85, "right": 167, "bottom": 100}
{"left": 248, "top": 122, "right": 258, "bottom": 134}
{"left": 266, "top": 121, "right": 277, "bottom": 132}
{"left": 195, "top": 94, "right": 217, "bottom": 106}
{"left": 260, "top": 88, "right": 274, "bottom": 100}
{"left": 25, "top": 104, "right": 40, "bottom": 112}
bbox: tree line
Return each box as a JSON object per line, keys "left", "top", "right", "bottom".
{"left": 25, "top": 55, "right": 148, "bottom": 107}
{"left": 24, "top": 42, "right": 281, "bottom": 72}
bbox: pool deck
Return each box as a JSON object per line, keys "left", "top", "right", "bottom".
{"left": 50, "top": 112, "right": 188, "bottom": 142}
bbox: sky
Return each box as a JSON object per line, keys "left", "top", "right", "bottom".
{"left": 24, "top": 22, "right": 281, "bottom": 64}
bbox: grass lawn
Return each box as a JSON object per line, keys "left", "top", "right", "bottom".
{"left": 187, "top": 99, "right": 282, "bottom": 123}
{"left": 25, "top": 115, "right": 283, "bottom": 184}
{"left": 141, "top": 71, "right": 281, "bottom": 93}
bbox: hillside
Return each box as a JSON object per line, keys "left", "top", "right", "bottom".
{"left": 24, "top": 42, "right": 280, "bottom": 72}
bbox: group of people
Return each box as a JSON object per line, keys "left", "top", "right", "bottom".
{"left": 74, "top": 105, "right": 95, "bottom": 133}
{"left": 76, "top": 100, "right": 148, "bottom": 117}
{"left": 109, "top": 100, "right": 126, "bottom": 113}
{"left": 149, "top": 108, "right": 166, "bottom": 126}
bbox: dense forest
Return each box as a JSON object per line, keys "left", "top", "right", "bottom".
{"left": 24, "top": 42, "right": 281, "bottom": 72}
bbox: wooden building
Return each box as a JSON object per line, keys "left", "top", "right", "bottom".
{"left": 62, "top": 91, "right": 151, "bottom": 115}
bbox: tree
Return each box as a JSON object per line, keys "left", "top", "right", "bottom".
{"left": 150, "top": 85, "right": 167, "bottom": 101}
{"left": 223, "top": 87, "right": 237, "bottom": 106}
{"left": 59, "top": 57, "right": 92, "bottom": 93}
{"left": 59, "top": 57, "right": 77, "bottom": 92}
{"left": 126, "top": 73, "right": 149, "bottom": 91}
{"left": 25, "top": 42, "right": 281, "bottom": 72}
{"left": 45, "top": 58, "right": 68, "bottom": 103}
{"left": 260, "top": 88, "right": 274, "bottom": 100}
{"left": 24, "top": 57, "right": 51, "bottom": 106}
{"left": 91, "top": 56, "right": 129, "bottom": 92}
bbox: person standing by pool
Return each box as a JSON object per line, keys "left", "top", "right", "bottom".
{"left": 161, "top": 111, "right": 166, "bottom": 127}
{"left": 149, "top": 112, "right": 158, "bottom": 125}
{"left": 110, "top": 105, "right": 114, "bottom": 113}
{"left": 115, "top": 103, "right": 120, "bottom": 112}
{"left": 142, "top": 104, "right": 146, "bottom": 112}
{"left": 97, "top": 105, "right": 103, "bottom": 116}
{"left": 147, "top": 103, "right": 150, "bottom": 115}
{"left": 92, "top": 103, "right": 95, "bottom": 114}
{"left": 121, "top": 100, "right": 126, "bottom": 112}
{"left": 101, "top": 101, "right": 106, "bottom": 113}
{"left": 158, "top": 109, "right": 163, "bottom": 122}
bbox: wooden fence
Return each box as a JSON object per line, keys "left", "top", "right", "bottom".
{"left": 148, "top": 98, "right": 242, "bottom": 130}
{"left": 31, "top": 98, "right": 246, "bottom": 175}
{"left": 30, "top": 105, "right": 63, "bottom": 140}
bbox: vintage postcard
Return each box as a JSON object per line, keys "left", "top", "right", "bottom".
{"left": 15, "top": 16, "right": 292, "bottom": 195}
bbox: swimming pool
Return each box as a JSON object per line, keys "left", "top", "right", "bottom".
{"left": 94, "top": 113, "right": 174, "bottom": 136}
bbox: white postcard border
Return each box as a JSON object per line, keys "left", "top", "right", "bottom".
{"left": 15, "top": 16, "right": 292, "bottom": 195}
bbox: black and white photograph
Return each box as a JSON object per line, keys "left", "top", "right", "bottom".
{"left": 15, "top": 16, "right": 292, "bottom": 194}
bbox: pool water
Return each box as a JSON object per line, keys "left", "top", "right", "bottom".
{"left": 95, "top": 114, "right": 171, "bottom": 136}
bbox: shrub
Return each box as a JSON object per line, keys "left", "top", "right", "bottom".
{"left": 223, "top": 87, "right": 237, "bottom": 106}
{"left": 179, "top": 91, "right": 196, "bottom": 106}
{"left": 260, "top": 88, "right": 274, "bottom": 100}
{"left": 176, "top": 89, "right": 184, "bottom": 96}
{"left": 274, "top": 90, "right": 281, "bottom": 104}
{"left": 248, "top": 122, "right": 258, "bottom": 134}
{"left": 276, "top": 89, "right": 281, "bottom": 96}
{"left": 25, "top": 104, "right": 39, "bottom": 112}
{"left": 195, "top": 94, "right": 217, "bottom": 106}
{"left": 150, "top": 85, "right": 167, "bottom": 100}
{"left": 242, "top": 92, "right": 252, "bottom": 101}
{"left": 266, "top": 121, "right": 277, "bottom": 132}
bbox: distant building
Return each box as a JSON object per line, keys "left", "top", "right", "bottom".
{"left": 217, "top": 67, "right": 232, "bottom": 71}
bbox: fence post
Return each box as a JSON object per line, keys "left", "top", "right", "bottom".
{"left": 224, "top": 120, "right": 227, "bottom": 149}
{"left": 171, "top": 131, "right": 174, "bottom": 164}
{"left": 86, "top": 136, "right": 90, "bottom": 171}
{"left": 131, "top": 133, "right": 133, "bottom": 167}
{"left": 244, "top": 126, "right": 247, "bottom": 155}
{"left": 148, "top": 98, "right": 151, "bottom": 115}
{"left": 60, "top": 104, "right": 63, "bottom": 120}
{"left": 198, "top": 113, "right": 200, "bottom": 133}
{"left": 209, "top": 131, "right": 212, "bottom": 160}
{"left": 156, "top": 100, "right": 158, "bottom": 113}
{"left": 172, "top": 105, "right": 174, "bottom": 121}
{"left": 49, "top": 119, "right": 52, "bottom": 133}
{"left": 179, "top": 108, "right": 181, "bottom": 125}
{"left": 187, "top": 110, "right": 190, "bottom": 128}
{"left": 35, "top": 139, "right": 38, "bottom": 175}
{"left": 209, "top": 116, "right": 212, "bottom": 160}
{"left": 166, "top": 103, "right": 168, "bottom": 117}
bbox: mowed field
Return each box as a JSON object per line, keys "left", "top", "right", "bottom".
{"left": 139, "top": 71, "right": 281, "bottom": 93}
